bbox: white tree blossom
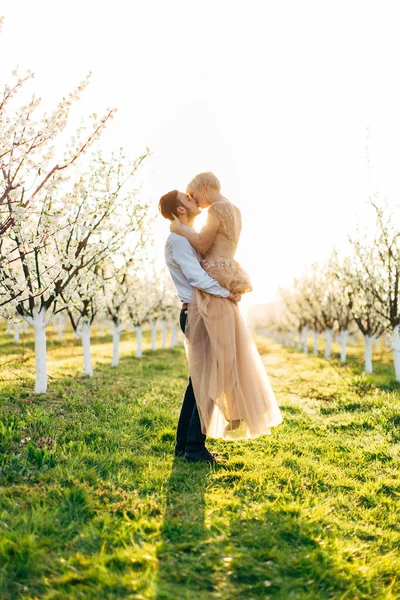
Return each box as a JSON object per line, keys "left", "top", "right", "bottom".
{"left": 0, "top": 66, "right": 115, "bottom": 240}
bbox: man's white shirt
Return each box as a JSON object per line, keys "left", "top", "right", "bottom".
{"left": 165, "top": 225, "right": 230, "bottom": 303}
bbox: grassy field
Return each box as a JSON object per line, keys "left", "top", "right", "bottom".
{"left": 0, "top": 327, "right": 400, "bottom": 599}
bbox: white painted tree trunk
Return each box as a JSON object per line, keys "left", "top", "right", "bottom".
{"left": 339, "top": 330, "right": 348, "bottom": 363}
{"left": 7, "top": 320, "right": 12, "bottom": 335}
{"left": 324, "top": 328, "right": 333, "bottom": 359}
{"left": 161, "top": 320, "right": 167, "bottom": 348}
{"left": 374, "top": 337, "right": 381, "bottom": 350}
{"left": 297, "top": 332, "right": 302, "bottom": 350}
{"left": 135, "top": 326, "right": 143, "bottom": 358}
{"left": 313, "top": 331, "right": 319, "bottom": 356}
{"left": 13, "top": 323, "right": 21, "bottom": 344}
{"left": 23, "top": 321, "right": 28, "bottom": 334}
{"left": 80, "top": 322, "right": 93, "bottom": 376}
{"left": 391, "top": 326, "right": 400, "bottom": 381}
{"left": 28, "top": 309, "right": 48, "bottom": 394}
{"left": 302, "top": 326, "right": 308, "bottom": 354}
{"left": 151, "top": 321, "right": 157, "bottom": 351}
{"left": 290, "top": 331, "right": 296, "bottom": 347}
{"left": 112, "top": 322, "right": 122, "bottom": 367}
{"left": 99, "top": 320, "right": 105, "bottom": 337}
{"left": 170, "top": 323, "right": 178, "bottom": 347}
{"left": 364, "top": 335, "right": 374, "bottom": 374}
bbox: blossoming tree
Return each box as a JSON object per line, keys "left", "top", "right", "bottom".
{"left": 0, "top": 66, "right": 114, "bottom": 243}
{"left": 0, "top": 148, "right": 150, "bottom": 392}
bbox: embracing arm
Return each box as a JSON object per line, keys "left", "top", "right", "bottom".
{"left": 170, "top": 210, "right": 220, "bottom": 254}
{"left": 171, "top": 237, "right": 230, "bottom": 298}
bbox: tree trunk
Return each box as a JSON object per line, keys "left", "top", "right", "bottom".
{"left": 290, "top": 331, "right": 296, "bottom": 347}
{"left": 364, "top": 335, "right": 374, "bottom": 374}
{"left": 13, "top": 323, "right": 21, "bottom": 344}
{"left": 161, "top": 320, "right": 167, "bottom": 348}
{"left": 391, "top": 326, "right": 400, "bottom": 381}
{"left": 170, "top": 323, "right": 178, "bottom": 347}
{"left": 81, "top": 322, "right": 93, "bottom": 376}
{"left": 302, "top": 326, "right": 308, "bottom": 354}
{"left": 151, "top": 321, "right": 157, "bottom": 351}
{"left": 297, "top": 331, "right": 302, "bottom": 350}
{"left": 313, "top": 331, "right": 319, "bottom": 356}
{"left": 28, "top": 310, "right": 48, "bottom": 394}
{"left": 7, "top": 320, "right": 12, "bottom": 335}
{"left": 324, "top": 328, "right": 333, "bottom": 359}
{"left": 136, "top": 326, "right": 143, "bottom": 358}
{"left": 339, "top": 330, "right": 348, "bottom": 363}
{"left": 23, "top": 321, "right": 28, "bottom": 334}
{"left": 112, "top": 322, "right": 122, "bottom": 367}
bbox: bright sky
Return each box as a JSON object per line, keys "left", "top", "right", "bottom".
{"left": 2, "top": 0, "right": 400, "bottom": 307}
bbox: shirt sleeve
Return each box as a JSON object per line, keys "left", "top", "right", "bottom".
{"left": 171, "top": 237, "right": 230, "bottom": 298}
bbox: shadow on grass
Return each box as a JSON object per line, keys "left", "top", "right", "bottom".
{"left": 155, "top": 458, "right": 211, "bottom": 600}
{"left": 154, "top": 462, "right": 373, "bottom": 599}
{"left": 225, "top": 504, "right": 370, "bottom": 599}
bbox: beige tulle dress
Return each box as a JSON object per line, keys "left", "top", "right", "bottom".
{"left": 186, "top": 198, "right": 283, "bottom": 440}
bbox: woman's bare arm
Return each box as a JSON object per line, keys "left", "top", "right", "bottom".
{"left": 169, "top": 211, "right": 220, "bottom": 254}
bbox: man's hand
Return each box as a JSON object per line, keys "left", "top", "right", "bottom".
{"left": 170, "top": 214, "right": 182, "bottom": 234}
{"left": 228, "top": 292, "right": 242, "bottom": 304}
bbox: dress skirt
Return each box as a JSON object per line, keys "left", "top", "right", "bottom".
{"left": 185, "top": 259, "right": 282, "bottom": 440}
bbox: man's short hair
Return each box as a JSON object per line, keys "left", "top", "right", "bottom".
{"left": 187, "top": 171, "right": 221, "bottom": 195}
{"left": 158, "top": 189, "right": 183, "bottom": 221}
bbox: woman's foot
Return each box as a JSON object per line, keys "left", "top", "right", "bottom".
{"left": 224, "top": 419, "right": 242, "bottom": 433}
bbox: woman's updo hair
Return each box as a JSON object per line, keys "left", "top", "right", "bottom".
{"left": 186, "top": 171, "right": 221, "bottom": 195}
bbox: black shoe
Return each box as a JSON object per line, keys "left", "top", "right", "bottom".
{"left": 175, "top": 446, "right": 219, "bottom": 458}
{"left": 185, "top": 448, "right": 224, "bottom": 463}
{"left": 207, "top": 447, "right": 219, "bottom": 457}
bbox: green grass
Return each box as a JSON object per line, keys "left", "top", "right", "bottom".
{"left": 0, "top": 327, "right": 400, "bottom": 599}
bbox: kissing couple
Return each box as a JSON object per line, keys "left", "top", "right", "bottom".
{"left": 159, "top": 172, "right": 282, "bottom": 463}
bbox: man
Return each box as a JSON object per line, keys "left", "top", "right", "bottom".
{"left": 159, "top": 189, "right": 237, "bottom": 463}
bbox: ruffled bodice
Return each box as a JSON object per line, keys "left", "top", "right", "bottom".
{"left": 201, "top": 199, "right": 252, "bottom": 295}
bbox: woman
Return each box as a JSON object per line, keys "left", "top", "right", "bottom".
{"left": 170, "top": 172, "right": 282, "bottom": 440}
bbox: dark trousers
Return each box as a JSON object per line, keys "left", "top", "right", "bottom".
{"left": 175, "top": 308, "right": 206, "bottom": 453}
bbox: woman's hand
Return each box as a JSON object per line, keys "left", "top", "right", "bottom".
{"left": 228, "top": 292, "right": 242, "bottom": 304}
{"left": 170, "top": 215, "right": 183, "bottom": 235}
